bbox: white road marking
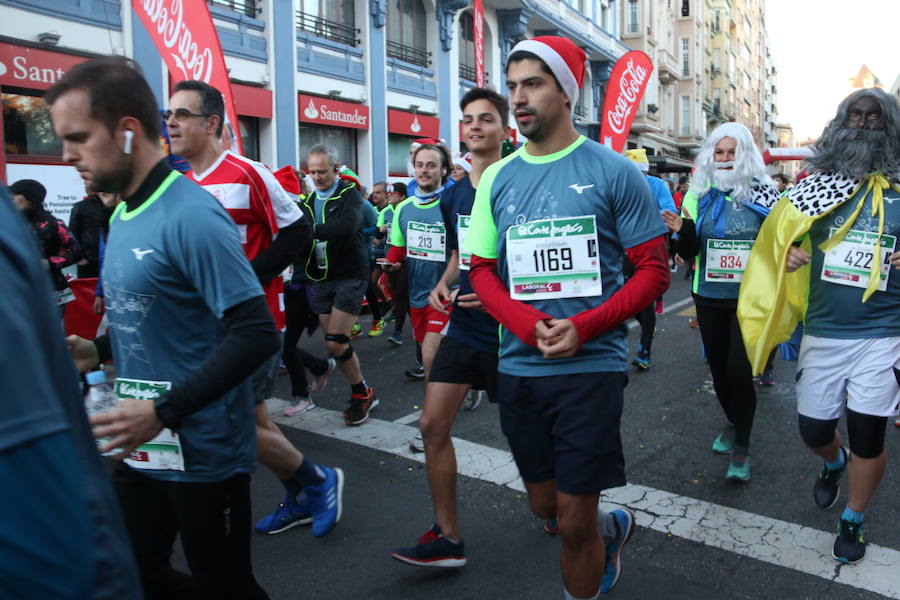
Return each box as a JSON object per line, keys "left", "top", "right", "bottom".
{"left": 393, "top": 410, "right": 422, "bottom": 425}
{"left": 269, "top": 400, "right": 900, "bottom": 598}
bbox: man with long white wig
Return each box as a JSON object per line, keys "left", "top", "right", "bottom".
{"left": 662, "top": 122, "right": 779, "bottom": 482}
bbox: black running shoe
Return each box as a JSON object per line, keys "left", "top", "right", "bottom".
{"left": 832, "top": 517, "right": 865, "bottom": 564}
{"left": 344, "top": 388, "right": 379, "bottom": 426}
{"left": 391, "top": 525, "right": 466, "bottom": 568}
{"left": 405, "top": 363, "right": 425, "bottom": 379}
{"left": 814, "top": 447, "right": 847, "bottom": 510}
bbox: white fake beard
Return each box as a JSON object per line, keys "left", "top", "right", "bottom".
{"left": 712, "top": 164, "right": 740, "bottom": 191}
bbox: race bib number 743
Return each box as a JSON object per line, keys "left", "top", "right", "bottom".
{"left": 506, "top": 216, "right": 602, "bottom": 300}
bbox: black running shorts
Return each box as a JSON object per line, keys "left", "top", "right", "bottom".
{"left": 497, "top": 371, "right": 627, "bottom": 496}
{"left": 428, "top": 335, "right": 499, "bottom": 402}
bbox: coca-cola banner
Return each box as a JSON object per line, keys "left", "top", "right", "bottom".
{"left": 132, "top": 0, "right": 244, "bottom": 154}
{"left": 599, "top": 50, "right": 653, "bottom": 153}
{"left": 388, "top": 109, "right": 439, "bottom": 137}
{"left": 474, "top": 0, "right": 485, "bottom": 87}
{"left": 299, "top": 94, "right": 370, "bottom": 130}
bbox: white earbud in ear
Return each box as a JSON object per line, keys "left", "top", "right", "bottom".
{"left": 123, "top": 130, "right": 134, "bottom": 155}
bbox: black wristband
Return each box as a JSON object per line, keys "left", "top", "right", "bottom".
{"left": 93, "top": 334, "right": 112, "bottom": 364}
{"left": 153, "top": 395, "right": 183, "bottom": 430}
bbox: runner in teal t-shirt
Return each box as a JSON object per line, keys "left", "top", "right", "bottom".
{"left": 464, "top": 37, "right": 670, "bottom": 599}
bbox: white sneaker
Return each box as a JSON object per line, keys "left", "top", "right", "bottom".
{"left": 463, "top": 389, "right": 484, "bottom": 411}
{"left": 310, "top": 358, "right": 337, "bottom": 392}
{"left": 283, "top": 397, "right": 316, "bottom": 417}
{"left": 409, "top": 432, "right": 425, "bottom": 452}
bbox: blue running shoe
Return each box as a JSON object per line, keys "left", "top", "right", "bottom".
{"left": 600, "top": 509, "right": 636, "bottom": 595}
{"left": 254, "top": 492, "right": 312, "bottom": 534}
{"left": 305, "top": 466, "right": 344, "bottom": 537}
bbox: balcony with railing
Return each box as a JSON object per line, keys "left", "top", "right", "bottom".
{"left": 209, "top": 0, "right": 258, "bottom": 17}
{"left": 387, "top": 40, "right": 431, "bottom": 68}
{"left": 296, "top": 11, "right": 359, "bottom": 46}
{"left": 574, "top": 104, "right": 589, "bottom": 120}
{"left": 459, "top": 64, "right": 489, "bottom": 84}
{"left": 658, "top": 48, "right": 681, "bottom": 83}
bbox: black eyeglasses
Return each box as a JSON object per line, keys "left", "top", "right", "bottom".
{"left": 163, "top": 108, "right": 208, "bottom": 121}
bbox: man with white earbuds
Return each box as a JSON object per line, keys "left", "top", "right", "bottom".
{"left": 54, "top": 56, "right": 275, "bottom": 598}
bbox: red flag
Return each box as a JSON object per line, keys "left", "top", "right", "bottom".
{"left": 132, "top": 0, "right": 244, "bottom": 155}
{"left": 474, "top": 0, "right": 485, "bottom": 87}
{"left": 598, "top": 51, "right": 653, "bottom": 153}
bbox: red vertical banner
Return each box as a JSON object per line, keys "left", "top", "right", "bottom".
{"left": 474, "top": 0, "right": 485, "bottom": 87}
{"left": 598, "top": 50, "right": 653, "bottom": 153}
{"left": 132, "top": 0, "right": 244, "bottom": 155}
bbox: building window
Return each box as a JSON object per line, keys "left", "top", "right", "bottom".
{"left": 681, "top": 0, "right": 689, "bottom": 17}
{"left": 387, "top": 0, "right": 430, "bottom": 67}
{"left": 680, "top": 37, "right": 690, "bottom": 77}
{"left": 297, "top": 0, "right": 358, "bottom": 46}
{"left": 388, "top": 134, "right": 416, "bottom": 176}
{"left": 627, "top": 1, "right": 639, "bottom": 34}
{"left": 209, "top": 0, "right": 258, "bottom": 18}
{"left": 298, "top": 122, "right": 357, "bottom": 173}
{"left": 239, "top": 117, "right": 260, "bottom": 162}
{"left": 680, "top": 95, "right": 690, "bottom": 135}
{"left": 3, "top": 91, "right": 62, "bottom": 158}
{"left": 601, "top": 4, "right": 609, "bottom": 29}
{"left": 712, "top": 87, "right": 721, "bottom": 113}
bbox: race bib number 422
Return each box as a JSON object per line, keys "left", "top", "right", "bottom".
{"left": 821, "top": 228, "right": 896, "bottom": 292}
{"left": 506, "top": 216, "right": 602, "bottom": 301}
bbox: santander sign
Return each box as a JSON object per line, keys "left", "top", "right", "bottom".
{"left": 299, "top": 94, "right": 369, "bottom": 130}
{"left": 599, "top": 51, "right": 653, "bottom": 153}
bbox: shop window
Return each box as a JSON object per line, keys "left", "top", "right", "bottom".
{"left": 388, "top": 133, "right": 416, "bottom": 177}
{"left": 298, "top": 122, "right": 357, "bottom": 173}
{"left": 3, "top": 91, "right": 62, "bottom": 158}
{"left": 239, "top": 116, "right": 259, "bottom": 161}
{"left": 297, "top": 0, "right": 359, "bottom": 46}
{"left": 387, "top": 0, "right": 430, "bottom": 67}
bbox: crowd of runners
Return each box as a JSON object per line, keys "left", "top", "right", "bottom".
{"left": 2, "top": 32, "right": 899, "bottom": 600}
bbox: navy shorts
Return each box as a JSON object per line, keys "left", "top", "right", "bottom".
{"left": 498, "top": 371, "right": 627, "bottom": 496}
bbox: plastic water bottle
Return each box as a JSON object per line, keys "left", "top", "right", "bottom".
{"left": 84, "top": 370, "right": 119, "bottom": 455}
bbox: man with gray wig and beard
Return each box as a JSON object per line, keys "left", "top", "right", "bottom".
{"left": 739, "top": 88, "right": 900, "bottom": 564}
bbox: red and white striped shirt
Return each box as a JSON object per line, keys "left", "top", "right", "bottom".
{"left": 187, "top": 150, "right": 303, "bottom": 330}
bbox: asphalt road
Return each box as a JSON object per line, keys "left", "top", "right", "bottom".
{"left": 175, "top": 270, "right": 900, "bottom": 599}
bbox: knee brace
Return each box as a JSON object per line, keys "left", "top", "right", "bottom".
{"left": 798, "top": 414, "right": 838, "bottom": 449}
{"left": 324, "top": 333, "right": 350, "bottom": 345}
{"left": 846, "top": 409, "right": 887, "bottom": 459}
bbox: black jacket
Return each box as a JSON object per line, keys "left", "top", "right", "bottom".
{"left": 299, "top": 181, "right": 370, "bottom": 282}
{"left": 68, "top": 196, "right": 113, "bottom": 278}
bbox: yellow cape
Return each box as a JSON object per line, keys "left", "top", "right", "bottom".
{"left": 737, "top": 198, "right": 814, "bottom": 375}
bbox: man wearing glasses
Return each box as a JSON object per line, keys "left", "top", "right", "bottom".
{"left": 167, "top": 81, "right": 345, "bottom": 539}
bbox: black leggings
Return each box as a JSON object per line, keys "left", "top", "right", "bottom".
{"left": 695, "top": 297, "right": 757, "bottom": 448}
{"left": 113, "top": 465, "right": 268, "bottom": 600}
{"left": 386, "top": 264, "right": 409, "bottom": 335}
{"left": 634, "top": 303, "right": 656, "bottom": 352}
{"left": 283, "top": 283, "right": 329, "bottom": 397}
{"left": 365, "top": 278, "right": 383, "bottom": 321}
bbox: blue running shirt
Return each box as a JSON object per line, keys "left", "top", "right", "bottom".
{"left": 390, "top": 196, "right": 447, "bottom": 309}
{"left": 104, "top": 172, "right": 264, "bottom": 482}
{"left": 466, "top": 136, "right": 667, "bottom": 376}
{"left": 804, "top": 184, "right": 900, "bottom": 338}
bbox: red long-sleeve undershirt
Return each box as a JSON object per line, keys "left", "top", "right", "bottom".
{"left": 468, "top": 234, "right": 671, "bottom": 350}
{"left": 386, "top": 244, "right": 406, "bottom": 264}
